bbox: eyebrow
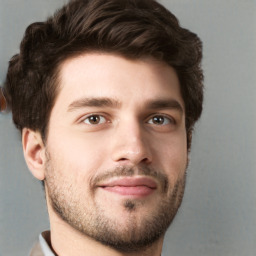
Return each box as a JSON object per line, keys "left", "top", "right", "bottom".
{"left": 67, "top": 97, "right": 121, "bottom": 112}
{"left": 67, "top": 97, "right": 183, "bottom": 113}
{"left": 145, "top": 98, "right": 184, "bottom": 114}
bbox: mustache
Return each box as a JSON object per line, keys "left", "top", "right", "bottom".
{"left": 90, "top": 165, "right": 169, "bottom": 193}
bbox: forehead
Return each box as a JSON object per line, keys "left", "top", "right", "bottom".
{"left": 54, "top": 53, "right": 184, "bottom": 110}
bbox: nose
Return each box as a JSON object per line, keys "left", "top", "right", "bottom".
{"left": 110, "top": 119, "right": 152, "bottom": 165}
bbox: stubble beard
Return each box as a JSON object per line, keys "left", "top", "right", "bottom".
{"left": 45, "top": 153, "right": 187, "bottom": 253}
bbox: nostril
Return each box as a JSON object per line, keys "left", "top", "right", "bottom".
{"left": 118, "top": 157, "right": 150, "bottom": 162}
{"left": 141, "top": 157, "right": 151, "bottom": 164}
{"left": 111, "top": 137, "right": 152, "bottom": 165}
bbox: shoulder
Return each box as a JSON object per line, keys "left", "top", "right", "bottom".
{"left": 30, "top": 241, "right": 44, "bottom": 256}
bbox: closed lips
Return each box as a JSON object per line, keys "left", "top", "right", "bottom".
{"left": 98, "top": 177, "right": 157, "bottom": 197}
{"left": 98, "top": 177, "right": 157, "bottom": 189}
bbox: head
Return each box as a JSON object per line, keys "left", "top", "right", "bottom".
{"left": 4, "top": 0, "right": 203, "bottom": 253}
{"left": 4, "top": 0, "right": 203, "bottom": 149}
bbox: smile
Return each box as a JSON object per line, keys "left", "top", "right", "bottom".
{"left": 98, "top": 177, "right": 157, "bottom": 197}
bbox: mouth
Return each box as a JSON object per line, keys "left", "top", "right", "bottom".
{"left": 98, "top": 176, "right": 157, "bottom": 197}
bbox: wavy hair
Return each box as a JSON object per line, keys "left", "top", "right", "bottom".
{"left": 4, "top": 0, "right": 203, "bottom": 149}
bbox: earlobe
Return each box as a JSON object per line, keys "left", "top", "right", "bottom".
{"left": 22, "top": 128, "right": 46, "bottom": 180}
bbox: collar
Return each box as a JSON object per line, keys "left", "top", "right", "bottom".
{"left": 39, "top": 231, "right": 56, "bottom": 256}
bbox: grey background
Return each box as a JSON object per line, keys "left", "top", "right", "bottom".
{"left": 0, "top": 0, "right": 255, "bottom": 255}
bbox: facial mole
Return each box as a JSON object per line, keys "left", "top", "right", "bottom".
{"left": 124, "top": 200, "right": 136, "bottom": 211}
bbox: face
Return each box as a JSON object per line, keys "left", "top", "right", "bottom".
{"left": 44, "top": 53, "right": 187, "bottom": 251}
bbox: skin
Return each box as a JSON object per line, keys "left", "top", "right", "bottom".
{"left": 23, "top": 53, "right": 188, "bottom": 256}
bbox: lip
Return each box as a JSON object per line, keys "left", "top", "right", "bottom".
{"left": 98, "top": 177, "right": 157, "bottom": 197}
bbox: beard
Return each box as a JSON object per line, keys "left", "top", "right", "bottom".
{"left": 45, "top": 152, "right": 187, "bottom": 253}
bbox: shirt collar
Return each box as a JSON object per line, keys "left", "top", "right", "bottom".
{"left": 39, "top": 231, "right": 56, "bottom": 256}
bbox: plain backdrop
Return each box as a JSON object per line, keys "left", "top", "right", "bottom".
{"left": 0, "top": 0, "right": 255, "bottom": 255}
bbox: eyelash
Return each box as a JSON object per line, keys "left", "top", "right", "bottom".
{"left": 147, "top": 114, "right": 175, "bottom": 125}
{"left": 81, "top": 114, "right": 109, "bottom": 125}
{"left": 81, "top": 113, "right": 175, "bottom": 126}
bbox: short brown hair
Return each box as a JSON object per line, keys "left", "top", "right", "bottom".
{"left": 4, "top": 0, "right": 203, "bottom": 149}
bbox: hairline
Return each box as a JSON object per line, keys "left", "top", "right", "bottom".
{"left": 41, "top": 50, "right": 185, "bottom": 143}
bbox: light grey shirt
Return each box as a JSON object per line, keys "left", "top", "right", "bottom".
{"left": 30, "top": 231, "right": 55, "bottom": 256}
{"left": 39, "top": 232, "right": 56, "bottom": 256}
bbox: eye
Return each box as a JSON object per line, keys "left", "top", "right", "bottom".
{"left": 83, "top": 115, "right": 107, "bottom": 125}
{"left": 147, "top": 115, "right": 174, "bottom": 125}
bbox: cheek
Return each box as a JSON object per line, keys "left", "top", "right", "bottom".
{"left": 46, "top": 130, "right": 109, "bottom": 183}
{"left": 158, "top": 132, "right": 187, "bottom": 182}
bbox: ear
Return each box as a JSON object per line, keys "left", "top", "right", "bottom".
{"left": 22, "top": 128, "right": 46, "bottom": 180}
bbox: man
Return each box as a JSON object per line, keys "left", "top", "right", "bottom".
{"left": 4, "top": 0, "right": 203, "bottom": 255}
